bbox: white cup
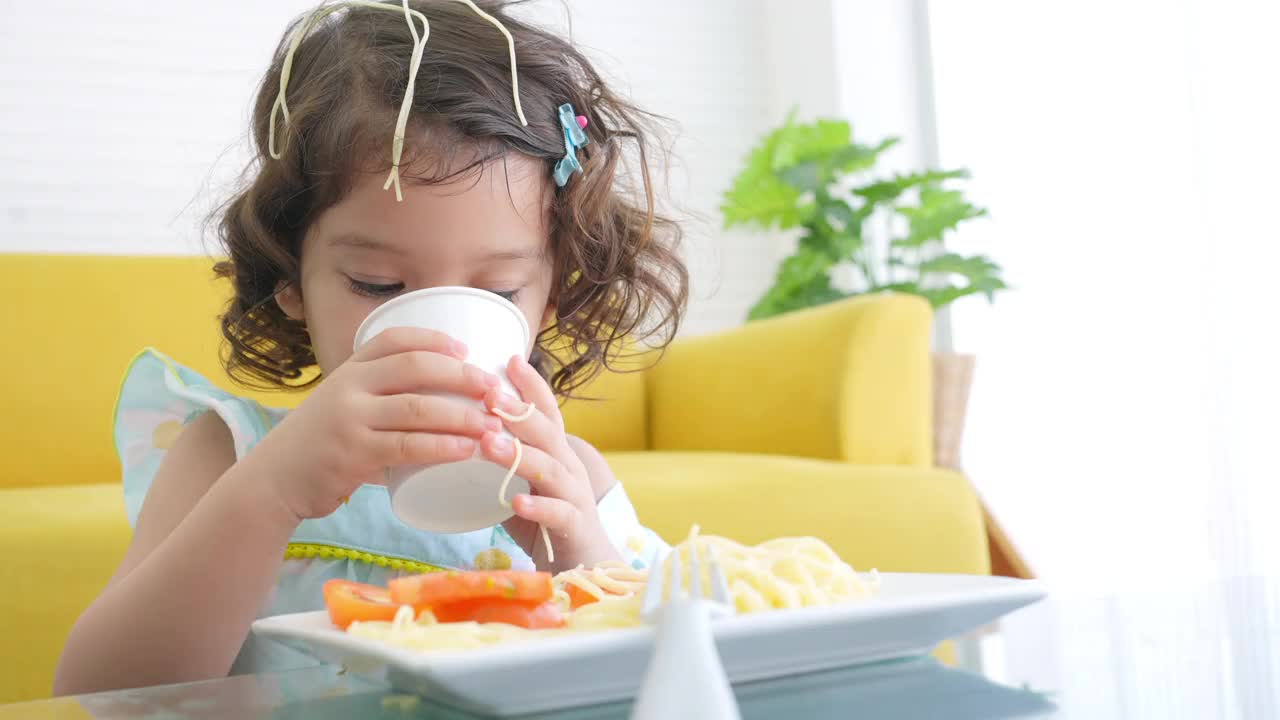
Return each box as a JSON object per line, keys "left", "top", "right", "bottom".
{"left": 352, "top": 287, "right": 531, "bottom": 533}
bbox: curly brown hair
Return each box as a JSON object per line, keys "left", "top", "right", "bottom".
{"left": 213, "top": 0, "right": 687, "bottom": 397}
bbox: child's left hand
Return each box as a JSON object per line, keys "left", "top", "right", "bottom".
{"left": 480, "top": 356, "right": 621, "bottom": 572}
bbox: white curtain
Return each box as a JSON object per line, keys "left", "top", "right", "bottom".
{"left": 928, "top": 0, "right": 1279, "bottom": 715}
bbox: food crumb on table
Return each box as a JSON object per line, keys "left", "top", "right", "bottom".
{"left": 381, "top": 693, "right": 422, "bottom": 712}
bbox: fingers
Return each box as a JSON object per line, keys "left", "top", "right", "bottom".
{"left": 484, "top": 387, "right": 565, "bottom": 458}
{"left": 352, "top": 326, "right": 468, "bottom": 362}
{"left": 365, "top": 351, "right": 500, "bottom": 398}
{"left": 481, "top": 431, "right": 579, "bottom": 503}
{"left": 505, "top": 355, "right": 564, "bottom": 429}
{"left": 484, "top": 361, "right": 580, "bottom": 469}
{"left": 511, "top": 493, "right": 579, "bottom": 531}
{"left": 368, "top": 428, "right": 477, "bottom": 467}
{"left": 369, "top": 394, "right": 502, "bottom": 437}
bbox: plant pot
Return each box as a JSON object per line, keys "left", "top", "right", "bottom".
{"left": 932, "top": 352, "right": 975, "bottom": 469}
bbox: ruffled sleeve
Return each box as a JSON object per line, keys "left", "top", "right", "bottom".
{"left": 112, "top": 348, "right": 284, "bottom": 527}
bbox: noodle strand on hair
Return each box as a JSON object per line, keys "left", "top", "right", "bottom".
{"left": 269, "top": 0, "right": 527, "bottom": 201}
{"left": 381, "top": 0, "right": 430, "bottom": 201}
{"left": 446, "top": 0, "right": 528, "bottom": 126}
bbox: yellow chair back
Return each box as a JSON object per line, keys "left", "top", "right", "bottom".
{"left": 1, "top": 254, "right": 647, "bottom": 490}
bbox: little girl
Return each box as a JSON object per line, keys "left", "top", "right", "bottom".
{"left": 55, "top": 0, "right": 686, "bottom": 694}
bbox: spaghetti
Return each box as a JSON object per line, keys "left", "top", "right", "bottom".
{"left": 347, "top": 593, "right": 644, "bottom": 651}
{"left": 554, "top": 561, "right": 647, "bottom": 605}
{"left": 669, "top": 526, "right": 880, "bottom": 614}
{"left": 491, "top": 402, "right": 554, "bottom": 564}
{"left": 346, "top": 529, "right": 879, "bottom": 653}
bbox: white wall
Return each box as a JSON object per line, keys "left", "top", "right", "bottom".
{"left": 0, "top": 0, "right": 867, "bottom": 337}
{"left": 833, "top": 0, "right": 936, "bottom": 175}
{"left": 0, "top": 3, "right": 310, "bottom": 256}
{"left": 832, "top": 0, "right": 953, "bottom": 347}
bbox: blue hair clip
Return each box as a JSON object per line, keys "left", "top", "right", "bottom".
{"left": 553, "top": 103, "right": 589, "bottom": 187}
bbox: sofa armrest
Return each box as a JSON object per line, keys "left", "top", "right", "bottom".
{"left": 607, "top": 452, "right": 988, "bottom": 575}
{"left": 646, "top": 294, "right": 934, "bottom": 466}
{"left": 0, "top": 484, "right": 130, "bottom": 702}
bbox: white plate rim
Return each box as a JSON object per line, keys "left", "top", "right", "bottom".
{"left": 252, "top": 572, "right": 1047, "bottom": 674}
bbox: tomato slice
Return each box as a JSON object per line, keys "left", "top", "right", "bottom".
{"left": 323, "top": 579, "right": 403, "bottom": 629}
{"left": 431, "top": 598, "right": 565, "bottom": 629}
{"left": 389, "top": 570, "right": 553, "bottom": 608}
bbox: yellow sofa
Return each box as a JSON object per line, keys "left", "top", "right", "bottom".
{"left": 0, "top": 253, "right": 988, "bottom": 703}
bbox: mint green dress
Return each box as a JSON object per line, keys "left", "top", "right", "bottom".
{"left": 113, "top": 349, "right": 666, "bottom": 674}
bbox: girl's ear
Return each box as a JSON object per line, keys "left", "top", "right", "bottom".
{"left": 275, "top": 281, "right": 305, "bottom": 321}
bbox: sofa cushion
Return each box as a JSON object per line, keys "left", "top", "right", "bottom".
{"left": 1, "top": 254, "right": 303, "bottom": 491}
{"left": 0, "top": 484, "right": 130, "bottom": 702}
{"left": 560, "top": 362, "right": 648, "bottom": 452}
{"left": 607, "top": 451, "right": 989, "bottom": 576}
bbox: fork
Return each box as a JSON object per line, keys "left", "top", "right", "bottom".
{"left": 630, "top": 540, "right": 742, "bottom": 720}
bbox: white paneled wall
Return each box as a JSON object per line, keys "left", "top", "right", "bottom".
{"left": 1, "top": 0, "right": 867, "bottom": 336}
{"left": 0, "top": 3, "right": 314, "bottom": 255}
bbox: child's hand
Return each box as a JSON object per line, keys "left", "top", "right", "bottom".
{"left": 251, "top": 327, "right": 503, "bottom": 521}
{"left": 482, "top": 356, "right": 622, "bottom": 571}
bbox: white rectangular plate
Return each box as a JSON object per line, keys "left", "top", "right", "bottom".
{"left": 252, "top": 573, "right": 1045, "bottom": 717}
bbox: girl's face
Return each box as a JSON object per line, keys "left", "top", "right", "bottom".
{"left": 277, "top": 153, "right": 556, "bottom": 375}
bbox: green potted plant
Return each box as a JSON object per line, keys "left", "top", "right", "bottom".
{"left": 721, "top": 114, "right": 1005, "bottom": 468}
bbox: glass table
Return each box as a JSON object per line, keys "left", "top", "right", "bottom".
{"left": 6, "top": 577, "right": 1275, "bottom": 719}
{"left": 0, "top": 660, "right": 1058, "bottom": 720}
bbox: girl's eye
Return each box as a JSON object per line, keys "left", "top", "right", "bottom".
{"left": 489, "top": 289, "right": 518, "bottom": 302}
{"left": 347, "top": 277, "right": 404, "bottom": 297}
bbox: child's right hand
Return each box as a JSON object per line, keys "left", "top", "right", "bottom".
{"left": 249, "top": 327, "right": 504, "bottom": 521}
